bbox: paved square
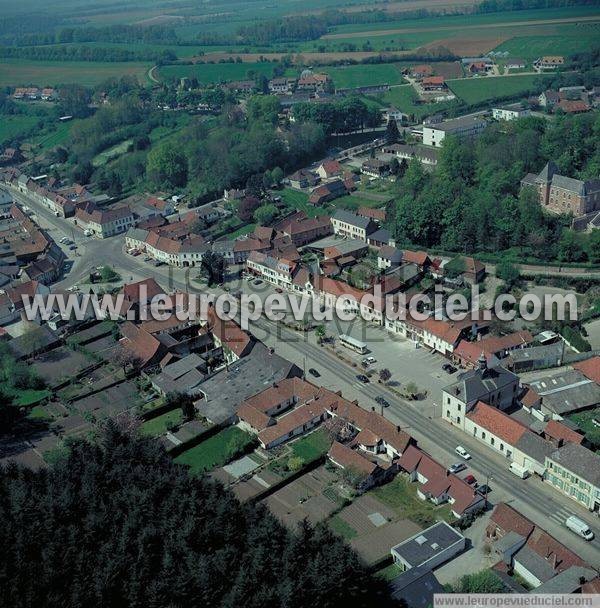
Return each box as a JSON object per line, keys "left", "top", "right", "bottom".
{"left": 224, "top": 455, "right": 260, "bottom": 479}
{"left": 368, "top": 512, "right": 387, "bottom": 527}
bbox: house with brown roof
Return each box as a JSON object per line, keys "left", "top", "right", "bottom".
{"left": 288, "top": 169, "right": 319, "bottom": 189}
{"left": 357, "top": 206, "right": 386, "bottom": 223}
{"left": 316, "top": 159, "right": 342, "bottom": 179}
{"left": 557, "top": 99, "right": 591, "bottom": 114}
{"left": 421, "top": 76, "right": 446, "bottom": 92}
{"left": 206, "top": 305, "right": 253, "bottom": 364}
{"left": 119, "top": 321, "right": 169, "bottom": 369}
{"left": 411, "top": 64, "right": 433, "bottom": 80}
{"left": 573, "top": 356, "right": 600, "bottom": 384}
{"left": 486, "top": 503, "right": 595, "bottom": 591}
{"left": 398, "top": 445, "right": 485, "bottom": 518}
{"left": 327, "top": 441, "right": 393, "bottom": 492}
{"left": 453, "top": 331, "right": 533, "bottom": 368}
{"left": 534, "top": 56, "right": 564, "bottom": 70}
{"left": 273, "top": 211, "right": 332, "bottom": 247}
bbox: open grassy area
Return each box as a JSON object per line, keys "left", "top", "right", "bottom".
{"left": 332, "top": 193, "right": 388, "bottom": 212}
{"left": 174, "top": 426, "right": 254, "bottom": 474}
{"left": 376, "top": 85, "right": 457, "bottom": 120}
{"left": 27, "top": 405, "right": 53, "bottom": 421}
{"left": 0, "top": 114, "right": 39, "bottom": 145}
{"left": 141, "top": 409, "right": 183, "bottom": 437}
{"left": 493, "top": 29, "right": 600, "bottom": 60}
{"left": 279, "top": 187, "right": 328, "bottom": 218}
{"left": 226, "top": 223, "right": 256, "bottom": 239}
{"left": 372, "top": 474, "right": 454, "bottom": 527}
{"left": 328, "top": 514, "right": 358, "bottom": 540}
{"left": 318, "top": 63, "right": 406, "bottom": 89}
{"left": 448, "top": 73, "right": 550, "bottom": 105}
{"left": 93, "top": 139, "right": 133, "bottom": 167}
{"left": 291, "top": 428, "right": 332, "bottom": 463}
{"left": 1, "top": 385, "right": 52, "bottom": 407}
{"left": 158, "top": 61, "right": 276, "bottom": 84}
{"left": 0, "top": 59, "right": 151, "bottom": 87}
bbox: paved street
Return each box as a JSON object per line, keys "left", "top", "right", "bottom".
{"left": 12, "top": 187, "right": 600, "bottom": 565}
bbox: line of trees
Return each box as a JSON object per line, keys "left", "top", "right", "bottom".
{"left": 0, "top": 422, "right": 395, "bottom": 607}
{"left": 0, "top": 45, "right": 177, "bottom": 63}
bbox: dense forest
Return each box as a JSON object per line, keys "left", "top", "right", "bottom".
{"left": 0, "top": 423, "right": 394, "bottom": 608}
{"left": 390, "top": 113, "right": 600, "bottom": 262}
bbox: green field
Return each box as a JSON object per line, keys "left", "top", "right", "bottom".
{"left": 93, "top": 139, "right": 133, "bottom": 167}
{"left": 30, "top": 120, "right": 77, "bottom": 150}
{"left": 291, "top": 428, "right": 332, "bottom": 463}
{"left": 279, "top": 188, "right": 327, "bottom": 218}
{"left": 319, "top": 63, "right": 405, "bottom": 89}
{"left": 493, "top": 27, "right": 600, "bottom": 60}
{"left": 173, "top": 426, "right": 254, "bottom": 474}
{"left": 448, "top": 73, "right": 550, "bottom": 104}
{"left": 0, "top": 59, "right": 151, "bottom": 87}
{"left": 158, "top": 61, "right": 277, "bottom": 84}
{"left": 375, "top": 85, "right": 457, "bottom": 120}
{"left": 0, "top": 114, "right": 39, "bottom": 145}
{"left": 141, "top": 409, "right": 183, "bottom": 437}
{"left": 328, "top": 515, "right": 358, "bottom": 540}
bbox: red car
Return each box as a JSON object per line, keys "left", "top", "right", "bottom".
{"left": 464, "top": 474, "right": 477, "bottom": 485}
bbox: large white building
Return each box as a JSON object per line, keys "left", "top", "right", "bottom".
{"left": 422, "top": 115, "right": 487, "bottom": 148}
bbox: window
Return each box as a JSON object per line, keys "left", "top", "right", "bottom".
{"left": 446, "top": 410, "right": 450, "bottom": 418}
{"left": 482, "top": 432, "right": 486, "bottom": 440}
{"left": 491, "top": 437, "right": 495, "bottom": 446}
{"left": 457, "top": 404, "right": 461, "bottom": 412}
{"left": 457, "top": 416, "right": 461, "bottom": 424}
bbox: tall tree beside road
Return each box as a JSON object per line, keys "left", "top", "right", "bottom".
{"left": 200, "top": 251, "right": 227, "bottom": 286}
{"left": 146, "top": 142, "right": 188, "bottom": 188}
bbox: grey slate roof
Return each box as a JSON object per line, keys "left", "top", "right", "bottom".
{"left": 195, "top": 343, "right": 302, "bottom": 424}
{"left": 529, "top": 369, "right": 600, "bottom": 415}
{"left": 535, "top": 567, "right": 598, "bottom": 594}
{"left": 332, "top": 209, "right": 372, "bottom": 229}
{"left": 391, "top": 521, "right": 464, "bottom": 569}
{"left": 368, "top": 228, "right": 391, "bottom": 244}
{"left": 515, "top": 431, "right": 554, "bottom": 465}
{"left": 444, "top": 364, "right": 518, "bottom": 406}
{"left": 547, "top": 442, "right": 600, "bottom": 487}
{"left": 514, "top": 545, "right": 556, "bottom": 583}
{"left": 430, "top": 115, "right": 487, "bottom": 132}
{"left": 389, "top": 566, "right": 445, "bottom": 608}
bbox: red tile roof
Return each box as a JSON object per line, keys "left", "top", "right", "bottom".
{"left": 328, "top": 441, "right": 378, "bottom": 476}
{"left": 357, "top": 206, "right": 386, "bottom": 222}
{"left": 489, "top": 503, "right": 536, "bottom": 539}
{"left": 207, "top": 306, "right": 253, "bottom": 358}
{"left": 402, "top": 250, "right": 430, "bottom": 266}
{"left": 573, "top": 356, "right": 600, "bottom": 384}
{"left": 237, "top": 402, "right": 273, "bottom": 431}
{"left": 544, "top": 420, "right": 584, "bottom": 445}
{"left": 122, "top": 278, "right": 165, "bottom": 303}
{"left": 467, "top": 401, "right": 528, "bottom": 445}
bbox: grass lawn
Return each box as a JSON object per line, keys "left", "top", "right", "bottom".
{"left": 174, "top": 426, "right": 254, "bottom": 474}
{"left": 372, "top": 475, "right": 454, "bottom": 527}
{"left": 3, "top": 386, "right": 52, "bottom": 407}
{"left": 568, "top": 407, "right": 600, "bottom": 450}
{"left": 141, "top": 409, "right": 183, "bottom": 437}
{"left": 279, "top": 187, "right": 328, "bottom": 218}
{"left": 158, "top": 61, "right": 276, "bottom": 85}
{"left": 27, "top": 405, "right": 53, "bottom": 421}
{"left": 0, "top": 114, "right": 39, "bottom": 145}
{"left": 328, "top": 515, "right": 358, "bottom": 540}
{"left": 226, "top": 223, "right": 256, "bottom": 239}
{"left": 291, "top": 428, "right": 332, "bottom": 463}
{"left": 375, "top": 563, "right": 403, "bottom": 582}
{"left": 30, "top": 120, "right": 77, "bottom": 150}
{"left": 93, "top": 139, "right": 133, "bottom": 167}
{"left": 332, "top": 193, "right": 388, "bottom": 212}
{"left": 0, "top": 59, "right": 150, "bottom": 87}
{"left": 318, "top": 63, "right": 406, "bottom": 89}
{"left": 377, "top": 86, "right": 457, "bottom": 121}
{"left": 448, "top": 74, "right": 551, "bottom": 105}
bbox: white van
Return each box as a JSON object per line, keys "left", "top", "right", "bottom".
{"left": 509, "top": 462, "right": 529, "bottom": 479}
{"left": 565, "top": 516, "right": 595, "bottom": 541}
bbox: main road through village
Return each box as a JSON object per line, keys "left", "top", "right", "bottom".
{"left": 12, "top": 187, "right": 600, "bottom": 565}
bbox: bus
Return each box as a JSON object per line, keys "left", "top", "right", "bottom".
{"left": 338, "top": 334, "right": 368, "bottom": 354}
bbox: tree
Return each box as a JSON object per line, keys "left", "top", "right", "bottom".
{"left": 315, "top": 325, "right": 326, "bottom": 344}
{"left": 389, "top": 157, "right": 400, "bottom": 176}
{"left": 454, "top": 570, "right": 506, "bottom": 593}
{"left": 385, "top": 119, "right": 400, "bottom": 144}
{"left": 253, "top": 204, "right": 278, "bottom": 226}
{"left": 404, "top": 381, "right": 419, "bottom": 399}
{"left": 114, "top": 347, "right": 142, "bottom": 375}
{"left": 378, "top": 368, "right": 392, "bottom": 384}
{"left": 238, "top": 196, "right": 261, "bottom": 222}
{"left": 558, "top": 230, "right": 586, "bottom": 263}
{"left": 200, "top": 251, "right": 227, "bottom": 286}
{"left": 0, "top": 425, "right": 393, "bottom": 607}
{"left": 100, "top": 265, "right": 120, "bottom": 283}
{"left": 245, "top": 173, "right": 264, "bottom": 198}
{"left": 146, "top": 142, "right": 188, "bottom": 188}
{"left": 19, "top": 324, "right": 47, "bottom": 359}
{"left": 287, "top": 456, "right": 304, "bottom": 472}
{"left": 495, "top": 260, "right": 520, "bottom": 288}
{"left": 270, "top": 166, "right": 284, "bottom": 186}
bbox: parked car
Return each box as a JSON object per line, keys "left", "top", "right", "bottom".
{"left": 356, "top": 374, "right": 370, "bottom": 384}
{"left": 69, "top": 244, "right": 77, "bottom": 250}
{"left": 442, "top": 363, "right": 457, "bottom": 374}
{"left": 308, "top": 368, "right": 320, "bottom": 378}
{"left": 565, "top": 515, "right": 594, "bottom": 541}
{"left": 275, "top": 287, "right": 283, "bottom": 293}
{"left": 455, "top": 445, "right": 471, "bottom": 460}
{"left": 362, "top": 356, "right": 376, "bottom": 365}
{"left": 464, "top": 474, "right": 477, "bottom": 485}
{"left": 253, "top": 279, "right": 263, "bottom": 286}
{"left": 476, "top": 484, "right": 492, "bottom": 496}
{"left": 448, "top": 462, "right": 467, "bottom": 474}
{"left": 375, "top": 396, "right": 390, "bottom": 407}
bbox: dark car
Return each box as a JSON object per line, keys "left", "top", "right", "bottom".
{"left": 464, "top": 474, "right": 477, "bottom": 485}
{"left": 375, "top": 396, "right": 390, "bottom": 407}
{"left": 476, "top": 484, "right": 492, "bottom": 496}
{"left": 356, "top": 374, "right": 370, "bottom": 384}
{"left": 253, "top": 279, "right": 263, "bottom": 286}
{"left": 442, "top": 363, "right": 457, "bottom": 374}
{"left": 308, "top": 368, "right": 320, "bottom": 378}
{"left": 68, "top": 244, "right": 77, "bottom": 250}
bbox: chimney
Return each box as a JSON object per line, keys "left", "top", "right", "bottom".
{"left": 371, "top": 406, "right": 375, "bottom": 412}
{"left": 397, "top": 426, "right": 401, "bottom": 432}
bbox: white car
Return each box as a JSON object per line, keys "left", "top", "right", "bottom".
{"left": 455, "top": 446, "right": 472, "bottom": 460}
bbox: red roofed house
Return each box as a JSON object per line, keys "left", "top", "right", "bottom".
{"left": 454, "top": 331, "right": 533, "bottom": 368}
{"left": 316, "top": 159, "right": 342, "bottom": 179}
{"left": 398, "top": 445, "right": 485, "bottom": 518}
{"left": 119, "top": 321, "right": 168, "bottom": 369}
{"left": 411, "top": 64, "right": 433, "bottom": 80}
{"left": 573, "top": 356, "right": 600, "bottom": 384}
{"left": 357, "top": 206, "right": 386, "bottom": 223}
{"left": 486, "top": 503, "right": 593, "bottom": 591}
{"left": 401, "top": 249, "right": 431, "bottom": 270}
{"left": 421, "top": 76, "right": 446, "bottom": 92}
{"left": 542, "top": 419, "right": 584, "bottom": 447}
{"left": 75, "top": 203, "right": 134, "bottom": 238}
{"left": 557, "top": 99, "right": 591, "bottom": 114}
{"left": 327, "top": 440, "right": 392, "bottom": 492}
{"left": 206, "top": 305, "right": 254, "bottom": 363}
